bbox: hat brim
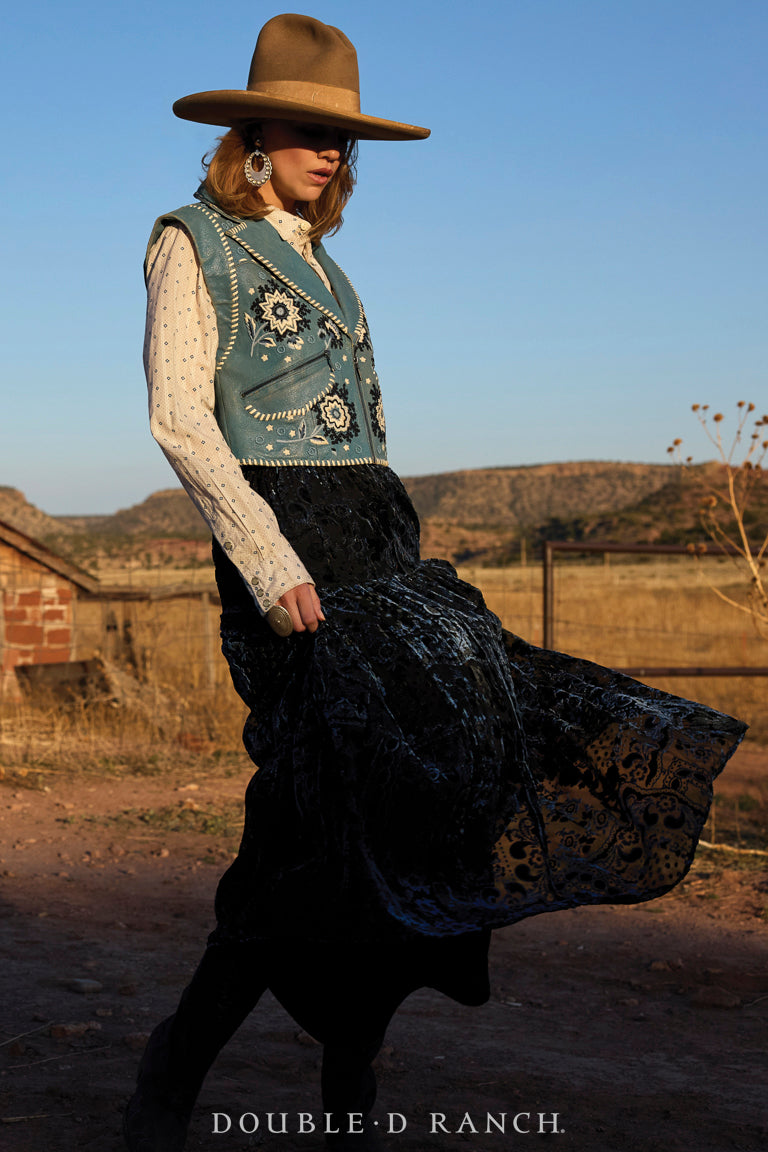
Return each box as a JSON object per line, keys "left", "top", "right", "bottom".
{"left": 173, "top": 90, "right": 430, "bottom": 141}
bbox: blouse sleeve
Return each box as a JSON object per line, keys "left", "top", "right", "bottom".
{"left": 143, "top": 224, "right": 314, "bottom": 613}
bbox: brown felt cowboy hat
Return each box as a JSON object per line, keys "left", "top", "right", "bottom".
{"left": 173, "top": 13, "right": 430, "bottom": 142}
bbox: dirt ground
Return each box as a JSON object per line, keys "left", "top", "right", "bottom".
{"left": 1, "top": 743, "right": 766, "bottom": 1152}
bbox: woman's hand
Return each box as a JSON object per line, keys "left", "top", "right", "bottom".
{"left": 277, "top": 583, "right": 325, "bottom": 633}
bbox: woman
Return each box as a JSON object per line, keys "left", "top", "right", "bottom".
{"left": 127, "top": 14, "right": 745, "bottom": 1152}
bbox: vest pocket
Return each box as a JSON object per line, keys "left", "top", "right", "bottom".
{"left": 241, "top": 351, "right": 333, "bottom": 421}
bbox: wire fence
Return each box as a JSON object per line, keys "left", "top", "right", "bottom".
{"left": 1, "top": 547, "right": 764, "bottom": 848}
{"left": 459, "top": 552, "right": 766, "bottom": 852}
{"left": 2, "top": 547, "right": 765, "bottom": 713}
{"left": 458, "top": 550, "right": 766, "bottom": 736}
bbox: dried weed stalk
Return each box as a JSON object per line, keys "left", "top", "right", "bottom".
{"left": 668, "top": 401, "right": 768, "bottom": 637}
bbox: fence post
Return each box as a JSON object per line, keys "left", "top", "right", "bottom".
{"left": 543, "top": 541, "right": 554, "bottom": 649}
{"left": 201, "top": 591, "right": 216, "bottom": 689}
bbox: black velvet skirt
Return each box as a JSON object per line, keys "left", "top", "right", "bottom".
{"left": 211, "top": 464, "right": 745, "bottom": 966}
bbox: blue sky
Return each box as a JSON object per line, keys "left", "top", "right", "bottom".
{"left": 1, "top": 0, "right": 765, "bottom": 513}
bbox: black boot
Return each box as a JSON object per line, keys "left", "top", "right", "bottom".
{"left": 322, "top": 1040, "right": 384, "bottom": 1151}
{"left": 123, "top": 1015, "right": 195, "bottom": 1152}
{"left": 123, "top": 943, "right": 267, "bottom": 1152}
{"left": 266, "top": 938, "right": 411, "bottom": 1151}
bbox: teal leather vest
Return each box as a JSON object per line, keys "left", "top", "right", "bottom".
{"left": 147, "top": 190, "right": 387, "bottom": 468}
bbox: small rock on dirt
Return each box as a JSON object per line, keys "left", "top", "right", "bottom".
{"left": 50, "top": 1021, "right": 102, "bottom": 1039}
{"left": 688, "top": 987, "right": 741, "bottom": 1009}
{"left": 690, "top": 981, "right": 736, "bottom": 1009}
{"left": 65, "top": 978, "right": 104, "bottom": 994}
{"left": 123, "top": 1031, "right": 151, "bottom": 1051}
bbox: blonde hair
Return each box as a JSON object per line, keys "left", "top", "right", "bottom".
{"left": 202, "top": 125, "right": 357, "bottom": 243}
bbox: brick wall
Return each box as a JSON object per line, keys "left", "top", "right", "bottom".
{"left": 0, "top": 541, "right": 77, "bottom": 698}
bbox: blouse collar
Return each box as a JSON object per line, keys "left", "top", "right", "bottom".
{"left": 264, "top": 207, "right": 313, "bottom": 248}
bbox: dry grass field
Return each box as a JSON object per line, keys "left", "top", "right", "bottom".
{"left": 459, "top": 555, "right": 765, "bottom": 741}
{"left": 1, "top": 552, "right": 763, "bottom": 854}
{"left": 2, "top": 553, "right": 763, "bottom": 775}
{"left": 1, "top": 555, "right": 766, "bottom": 1152}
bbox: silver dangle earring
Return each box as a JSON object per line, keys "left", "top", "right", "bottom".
{"left": 244, "top": 141, "right": 273, "bottom": 188}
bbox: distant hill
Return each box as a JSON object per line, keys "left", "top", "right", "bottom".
{"left": 405, "top": 461, "right": 673, "bottom": 526}
{"left": 0, "top": 486, "right": 74, "bottom": 541}
{"left": 56, "top": 489, "right": 210, "bottom": 539}
{"left": 405, "top": 461, "right": 676, "bottom": 563}
{"left": 2, "top": 461, "right": 757, "bottom": 570}
{"left": 531, "top": 462, "right": 768, "bottom": 551}
{"left": 0, "top": 486, "right": 209, "bottom": 571}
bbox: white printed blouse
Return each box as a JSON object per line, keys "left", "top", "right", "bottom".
{"left": 144, "top": 209, "right": 334, "bottom": 613}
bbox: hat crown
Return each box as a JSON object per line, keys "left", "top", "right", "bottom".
{"left": 171, "top": 11, "right": 429, "bottom": 141}
{"left": 247, "top": 14, "right": 360, "bottom": 96}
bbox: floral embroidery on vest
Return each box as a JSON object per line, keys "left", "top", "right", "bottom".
{"left": 153, "top": 202, "right": 389, "bottom": 466}
{"left": 318, "top": 380, "right": 361, "bottom": 445}
{"left": 317, "top": 315, "right": 345, "bottom": 350}
{"left": 368, "top": 379, "right": 386, "bottom": 442}
{"left": 252, "top": 281, "right": 311, "bottom": 339}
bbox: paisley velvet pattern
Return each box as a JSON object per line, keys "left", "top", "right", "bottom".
{"left": 212, "top": 465, "right": 746, "bottom": 943}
